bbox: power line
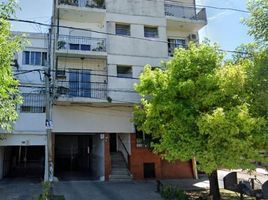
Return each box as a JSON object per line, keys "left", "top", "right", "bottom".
{"left": 165, "top": 0, "right": 249, "bottom": 13}
{"left": 9, "top": 18, "right": 252, "bottom": 56}
{"left": 14, "top": 68, "right": 141, "bottom": 80}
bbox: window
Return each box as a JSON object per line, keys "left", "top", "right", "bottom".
{"left": 168, "top": 38, "right": 186, "bottom": 56}
{"left": 21, "top": 106, "right": 46, "bottom": 113}
{"left": 20, "top": 94, "right": 46, "bottom": 113}
{"left": 69, "top": 70, "right": 91, "bottom": 98}
{"left": 136, "top": 128, "right": 153, "bottom": 148}
{"left": 69, "top": 43, "right": 80, "bottom": 50}
{"left": 81, "top": 44, "right": 91, "bottom": 51}
{"left": 69, "top": 43, "right": 91, "bottom": 51}
{"left": 22, "top": 51, "right": 47, "bottom": 66}
{"left": 117, "top": 65, "right": 132, "bottom": 78}
{"left": 144, "top": 26, "right": 158, "bottom": 38}
{"left": 116, "top": 24, "right": 130, "bottom": 36}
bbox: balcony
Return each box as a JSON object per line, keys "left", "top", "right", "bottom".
{"left": 55, "top": 69, "right": 108, "bottom": 103}
{"left": 57, "top": 0, "right": 106, "bottom": 22}
{"left": 56, "top": 35, "right": 107, "bottom": 58}
{"left": 20, "top": 93, "right": 46, "bottom": 113}
{"left": 168, "top": 38, "right": 187, "bottom": 57}
{"left": 165, "top": 1, "right": 207, "bottom": 32}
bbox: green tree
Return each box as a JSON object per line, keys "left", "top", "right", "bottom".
{"left": 0, "top": 0, "right": 23, "bottom": 132}
{"left": 134, "top": 43, "right": 268, "bottom": 200}
{"left": 243, "top": 0, "right": 268, "bottom": 47}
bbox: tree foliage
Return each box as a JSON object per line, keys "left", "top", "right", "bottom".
{"left": 243, "top": 0, "right": 268, "bottom": 47}
{"left": 134, "top": 43, "right": 268, "bottom": 175}
{"left": 0, "top": 0, "right": 23, "bottom": 131}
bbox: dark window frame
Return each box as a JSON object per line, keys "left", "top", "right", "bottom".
{"left": 115, "top": 24, "right": 131, "bottom": 36}
{"left": 22, "top": 51, "right": 47, "bottom": 66}
{"left": 144, "top": 26, "right": 159, "bottom": 38}
{"left": 116, "top": 65, "right": 132, "bottom": 78}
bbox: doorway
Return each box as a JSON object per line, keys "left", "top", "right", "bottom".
{"left": 3, "top": 146, "right": 45, "bottom": 180}
{"left": 55, "top": 134, "right": 104, "bottom": 181}
{"left": 110, "top": 134, "right": 117, "bottom": 152}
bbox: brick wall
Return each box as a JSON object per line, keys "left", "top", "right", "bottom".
{"left": 129, "top": 134, "right": 194, "bottom": 180}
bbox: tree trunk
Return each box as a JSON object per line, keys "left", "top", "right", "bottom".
{"left": 208, "top": 170, "right": 221, "bottom": 200}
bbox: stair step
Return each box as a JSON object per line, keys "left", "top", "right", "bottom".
{"left": 112, "top": 163, "right": 126, "bottom": 166}
{"left": 109, "top": 175, "right": 132, "bottom": 180}
{"left": 112, "top": 162, "right": 127, "bottom": 166}
{"left": 111, "top": 171, "right": 130, "bottom": 175}
{"left": 110, "top": 152, "right": 132, "bottom": 181}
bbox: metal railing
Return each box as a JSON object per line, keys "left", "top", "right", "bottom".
{"left": 165, "top": 2, "right": 207, "bottom": 22}
{"left": 57, "top": 35, "right": 106, "bottom": 52}
{"left": 59, "top": 0, "right": 105, "bottom": 9}
{"left": 118, "top": 136, "right": 130, "bottom": 168}
{"left": 20, "top": 93, "right": 46, "bottom": 113}
{"left": 168, "top": 42, "right": 188, "bottom": 57}
{"left": 55, "top": 69, "right": 108, "bottom": 100}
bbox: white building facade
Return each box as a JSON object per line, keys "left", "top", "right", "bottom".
{"left": 0, "top": 0, "right": 207, "bottom": 181}
{"left": 0, "top": 33, "right": 49, "bottom": 180}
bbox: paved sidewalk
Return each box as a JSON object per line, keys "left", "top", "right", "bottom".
{"left": 53, "top": 180, "right": 162, "bottom": 200}
{"left": 0, "top": 178, "right": 42, "bottom": 200}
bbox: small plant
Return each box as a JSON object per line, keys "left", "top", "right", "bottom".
{"left": 57, "top": 40, "right": 66, "bottom": 49}
{"left": 93, "top": 0, "right": 105, "bottom": 8}
{"left": 39, "top": 181, "right": 52, "bottom": 200}
{"left": 160, "top": 185, "right": 188, "bottom": 200}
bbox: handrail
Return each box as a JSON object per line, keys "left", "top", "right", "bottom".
{"left": 118, "top": 136, "right": 130, "bottom": 158}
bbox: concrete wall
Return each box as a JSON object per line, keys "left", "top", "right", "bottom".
{"left": 91, "top": 134, "right": 105, "bottom": 180}
{"left": 118, "top": 133, "right": 131, "bottom": 164}
{"left": 52, "top": 106, "right": 135, "bottom": 133}
{"left": 14, "top": 114, "right": 46, "bottom": 134}
{"left": 58, "top": 21, "right": 106, "bottom": 39}
{"left": 106, "top": 0, "right": 165, "bottom": 17}
{"left": 0, "top": 134, "right": 47, "bottom": 146}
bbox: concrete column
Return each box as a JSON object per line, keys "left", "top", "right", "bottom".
{"left": 104, "top": 133, "right": 111, "bottom": 181}
{"left": 0, "top": 147, "right": 4, "bottom": 180}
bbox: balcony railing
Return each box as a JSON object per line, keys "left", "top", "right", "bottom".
{"left": 165, "top": 2, "right": 207, "bottom": 22}
{"left": 168, "top": 39, "right": 187, "bottom": 57}
{"left": 57, "top": 35, "right": 106, "bottom": 53}
{"left": 55, "top": 69, "right": 108, "bottom": 100}
{"left": 20, "top": 93, "right": 46, "bottom": 113}
{"left": 58, "top": 0, "right": 105, "bottom": 9}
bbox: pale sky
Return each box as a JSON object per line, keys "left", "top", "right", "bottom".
{"left": 10, "top": 0, "right": 253, "bottom": 54}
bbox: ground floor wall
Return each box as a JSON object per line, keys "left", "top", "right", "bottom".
{"left": 0, "top": 133, "right": 48, "bottom": 181}
{"left": 129, "top": 134, "right": 194, "bottom": 180}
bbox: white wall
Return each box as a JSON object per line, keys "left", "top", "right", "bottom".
{"left": 14, "top": 113, "right": 46, "bottom": 134}
{"left": 91, "top": 134, "right": 104, "bottom": 180}
{"left": 117, "top": 133, "right": 131, "bottom": 164}
{"left": 52, "top": 105, "right": 135, "bottom": 133}
{"left": 106, "top": 0, "right": 165, "bottom": 17}
{"left": 0, "top": 134, "right": 47, "bottom": 146}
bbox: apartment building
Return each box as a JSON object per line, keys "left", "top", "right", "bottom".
{"left": 0, "top": 33, "right": 49, "bottom": 180}
{"left": 50, "top": 0, "right": 207, "bottom": 181}
{"left": 0, "top": 0, "right": 207, "bottom": 182}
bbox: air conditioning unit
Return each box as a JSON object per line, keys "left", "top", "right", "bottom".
{"left": 56, "top": 70, "right": 66, "bottom": 79}
{"left": 188, "top": 34, "right": 198, "bottom": 42}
